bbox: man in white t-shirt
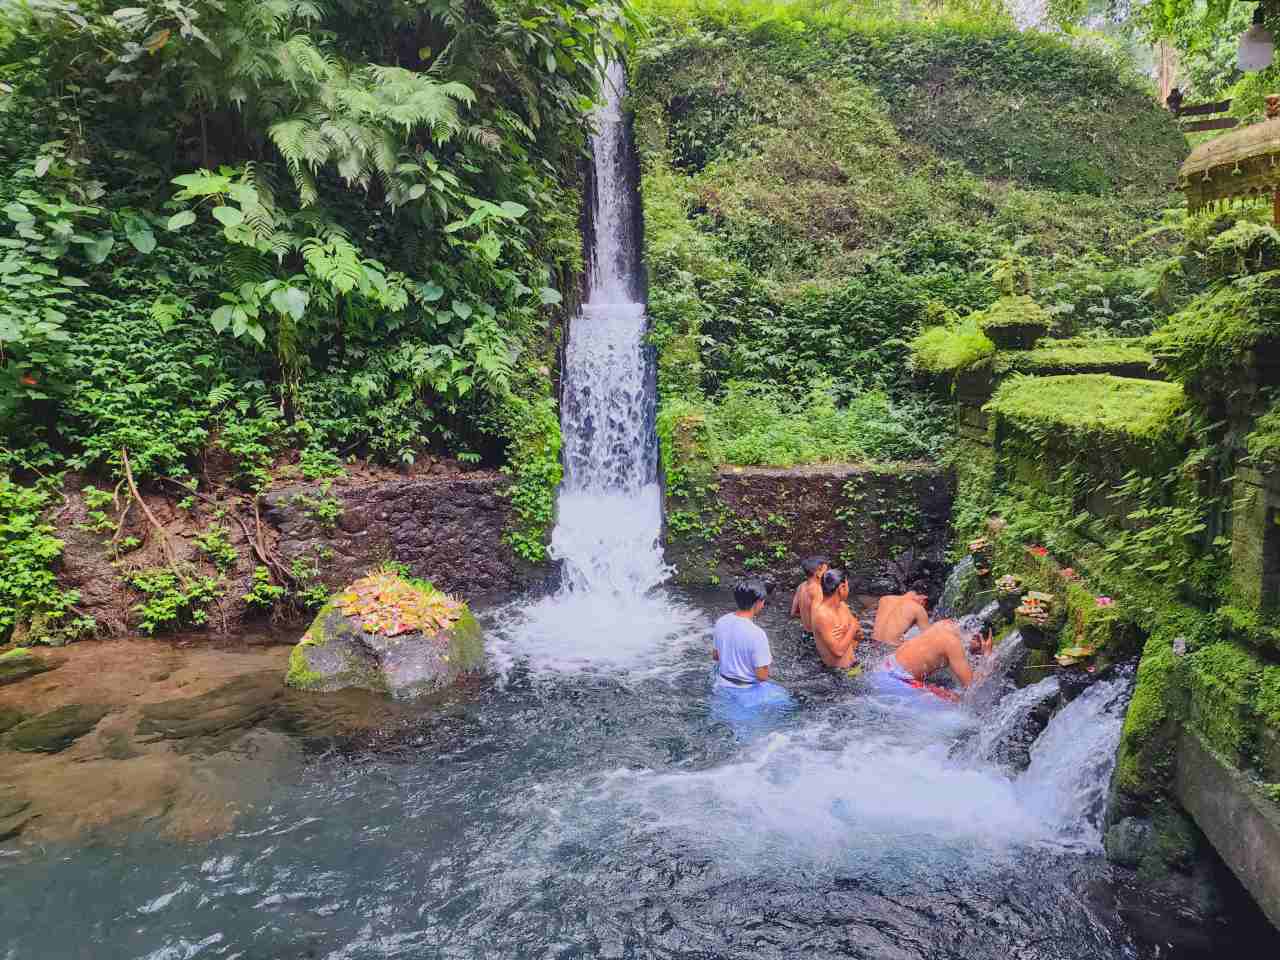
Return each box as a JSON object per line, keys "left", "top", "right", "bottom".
{"left": 712, "top": 579, "right": 773, "bottom": 687}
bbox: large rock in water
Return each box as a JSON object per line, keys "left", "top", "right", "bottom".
{"left": 285, "top": 571, "right": 484, "bottom": 699}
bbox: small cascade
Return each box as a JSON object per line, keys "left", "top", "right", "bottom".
{"left": 937, "top": 556, "right": 979, "bottom": 618}
{"left": 1015, "top": 673, "right": 1132, "bottom": 847}
{"left": 956, "top": 675, "right": 1061, "bottom": 771}
{"left": 963, "top": 628, "right": 1026, "bottom": 715}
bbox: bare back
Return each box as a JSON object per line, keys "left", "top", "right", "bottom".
{"left": 812, "top": 597, "right": 862, "bottom": 669}
{"left": 791, "top": 578, "right": 822, "bottom": 631}
{"left": 892, "top": 621, "right": 974, "bottom": 687}
{"left": 872, "top": 594, "right": 929, "bottom": 645}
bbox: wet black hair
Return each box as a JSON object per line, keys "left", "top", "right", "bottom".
{"left": 801, "top": 556, "right": 829, "bottom": 576}
{"left": 820, "top": 568, "right": 847, "bottom": 597}
{"left": 734, "top": 578, "right": 769, "bottom": 611}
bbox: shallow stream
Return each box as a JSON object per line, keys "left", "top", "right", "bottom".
{"left": 3, "top": 590, "right": 1275, "bottom": 959}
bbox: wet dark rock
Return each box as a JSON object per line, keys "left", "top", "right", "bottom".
{"left": 6, "top": 703, "right": 111, "bottom": 753}
{"left": 136, "top": 674, "right": 282, "bottom": 742}
{"left": 0, "top": 648, "right": 59, "bottom": 686}
{"left": 286, "top": 574, "right": 485, "bottom": 699}
{"left": 0, "top": 788, "right": 34, "bottom": 840}
{"left": 1105, "top": 816, "right": 1153, "bottom": 868}
{"left": 0, "top": 706, "right": 26, "bottom": 734}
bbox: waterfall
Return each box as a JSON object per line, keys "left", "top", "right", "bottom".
{"left": 937, "top": 556, "right": 979, "bottom": 618}
{"left": 488, "top": 62, "right": 695, "bottom": 675}
{"left": 955, "top": 674, "right": 1061, "bottom": 771}
{"left": 553, "top": 60, "right": 666, "bottom": 597}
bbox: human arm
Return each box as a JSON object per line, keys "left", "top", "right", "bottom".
{"left": 946, "top": 633, "right": 975, "bottom": 688}
{"left": 752, "top": 627, "right": 773, "bottom": 682}
{"left": 790, "top": 585, "right": 803, "bottom": 620}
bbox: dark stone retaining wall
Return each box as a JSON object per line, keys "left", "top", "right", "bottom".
{"left": 666, "top": 463, "right": 955, "bottom": 599}
{"left": 262, "top": 471, "right": 536, "bottom": 599}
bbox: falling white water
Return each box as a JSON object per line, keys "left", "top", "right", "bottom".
{"left": 489, "top": 62, "right": 687, "bottom": 675}
{"left": 1016, "top": 676, "right": 1130, "bottom": 848}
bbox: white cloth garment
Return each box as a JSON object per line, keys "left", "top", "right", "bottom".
{"left": 712, "top": 613, "right": 772, "bottom": 686}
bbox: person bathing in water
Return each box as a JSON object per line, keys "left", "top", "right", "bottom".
{"left": 872, "top": 589, "right": 930, "bottom": 646}
{"left": 790, "top": 555, "right": 828, "bottom": 640}
{"left": 811, "top": 568, "right": 862, "bottom": 670}
{"left": 712, "top": 579, "right": 773, "bottom": 687}
{"left": 869, "top": 619, "right": 992, "bottom": 703}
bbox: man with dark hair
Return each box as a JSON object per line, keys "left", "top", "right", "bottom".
{"left": 811, "top": 568, "right": 862, "bottom": 670}
{"left": 712, "top": 579, "right": 773, "bottom": 687}
{"left": 873, "top": 590, "right": 930, "bottom": 645}
{"left": 868, "top": 619, "right": 993, "bottom": 704}
{"left": 790, "top": 555, "right": 829, "bottom": 637}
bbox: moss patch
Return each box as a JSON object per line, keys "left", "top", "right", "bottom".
{"left": 1258, "top": 665, "right": 1280, "bottom": 728}
{"left": 1185, "top": 642, "right": 1264, "bottom": 765}
{"left": 993, "top": 338, "right": 1154, "bottom": 376}
{"left": 1114, "top": 631, "right": 1186, "bottom": 802}
{"left": 909, "top": 316, "right": 996, "bottom": 374}
{"left": 987, "top": 375, "right": 1187, "bottom": 449}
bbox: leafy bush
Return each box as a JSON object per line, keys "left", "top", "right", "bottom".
{"left": 126, "top": 568, "right": 220, "bottom": 635}
{"left": 685, "top": 380, "right": 944, "bottom": 467}
{"left": 0, "top": 477, "right": 90, "bottom": 644}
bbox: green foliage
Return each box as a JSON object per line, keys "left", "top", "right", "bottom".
{"left": 298, "top": 445, "right": 344, "bottom": 481}
{"left": 691, "top": 380, "right": 943, "bottom": 467}
{"left": 0, "top": 0, "right": 635, "bottom": 479}
{"left": 1186, "top": 641, "right": 1264, "bottom": 763}
{"left": 0, "top": 476, "right": 89, "bottom": 644}
{"left": 500, "top": 394, "right": 563, "bottom": 564}
{"left": 194, "top": 525, "right": 238, "bottom": 572}
{"left": 291, "top": 485, "right": 341, "bottom": 531}
{"left": 242, "top": 565, "right": 286, "bottom": 611}
{"left": 126, "top": 567, "right": 220, "bottom": 634}
{"left": 976, "top": 295, "right": 1053, "bottom": 346}
{"left": 289, "top": 556, "right": 330, "bottom": 609}
{"left": 909, "top": 314, "right": 995, "bottom": 374}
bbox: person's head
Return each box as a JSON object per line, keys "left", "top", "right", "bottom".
{"left": 801, "top": 555, "right": 829, "bottom": 580}
{"left": 951, "top": 619, "right": 988, "bottom": 656}
{"left": 734, "top": 578, "right": 769, "bottom": 614}
{"left": 820, "top": 568, "right": 848, "bottom": 600}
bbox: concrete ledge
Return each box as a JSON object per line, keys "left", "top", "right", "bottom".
{"left": 1175, "top": 729, "right": 1280, "bottom": 929}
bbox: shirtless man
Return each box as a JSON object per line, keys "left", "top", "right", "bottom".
{"left": 790, "top": 556, "right": 828, "bottom": 637}
{"left": 868, "top": 619, "right": 992, "bottom": 702}
{"left": 811, "top": 568, "right": 862, "bottom": 669}
{"left": 872, "top": 590, "right": 930, "bottom": 646}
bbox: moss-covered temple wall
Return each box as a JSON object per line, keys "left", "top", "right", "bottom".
{"left": 931, "top": 345, "right": 1280, "bottom": 927}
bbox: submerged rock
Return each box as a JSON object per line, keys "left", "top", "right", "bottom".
{"left": 137, "top": 673, "right": 282, "bottom": 743}
{"left": 286, "top": 571, "right": 484, "bottom": 699}
{"left": 0, "top": 647, "right": 58, "bottom": 687}
{"left": 0, "top": 707, "right": 26, "bottom": 734}
{"left": 6, "top": 703, "right": 111, "bottom": 753}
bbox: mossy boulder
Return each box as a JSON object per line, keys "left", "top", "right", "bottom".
{"left": 6, "top": 703, "right": 111, "bottom": 753}
{"left": 977, "top": 296, "right": 1052, "bottom": 350}
{"left": 285, "top": 571, "right": 485, "bottom": 699}
{"left": 0, "top": 647, "right": 58, "bottom": 687}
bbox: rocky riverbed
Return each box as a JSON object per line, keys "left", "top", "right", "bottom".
{"left": 0, "top": 638, "right": 472, "bottom": 845}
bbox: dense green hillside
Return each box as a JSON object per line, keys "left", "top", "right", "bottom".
{"left": 633, "top": 0, "right": 1187, "bottom": 464}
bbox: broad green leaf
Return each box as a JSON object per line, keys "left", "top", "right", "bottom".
{"left": 125, "top": 218, "right": 156, "bottom": 254}
{"left": 538, "top": 287, "right": 563, "bottom": 305}
{"left": 497, "top": 201, "right": 528, "bottom": 218}
{"left": 59, "top": 277, "right": 89, "bottom": 287}
{"left": 545, "top": 48, "right": 556, "bottom": 72}
{"left": 112, "top": 7, "right": 146, "bottom": 19}
{"left": 407, "top": 184, "right": 427, "bottom": 200}
{"left": 270, "top": 286, "right": 309, "bottom": 321}
{"left": 33, "top": 156, "right": 52, "bottom": 178}
{"left": 171, "top": 172, "right": 231, "bottom": 196}
{"left": 421, "top": 282, "right": 444, "bottom": 302}
{"left": 166, "top": 210, "right": 196, "bottom": 231}
{"left": 83, "top": 232, "right": 115, "bottom": 264}
{"left": 3, "top": 202, "right": 31, "bottom": 222}
{"left": 211, "top": 206, "right": 244, "bottom": 227}
{"left": 451, "top": 300, "right": 473, "bottom": 320}
{"left": 210, "top": 305, "right": 234, "bottom": 333}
